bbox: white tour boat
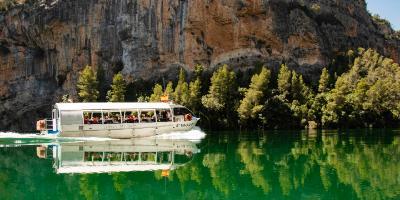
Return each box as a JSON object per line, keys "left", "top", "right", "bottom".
{"left": 36, "top": 102, "right": 199, "bottom": 138}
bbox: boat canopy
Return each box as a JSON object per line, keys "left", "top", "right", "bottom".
{"left": 55, "top": 102, "right": 180, "bottom": 111}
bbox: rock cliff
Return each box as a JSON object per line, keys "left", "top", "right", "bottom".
{"left": 0, "top": 0, "right": 399, "bottom": 131}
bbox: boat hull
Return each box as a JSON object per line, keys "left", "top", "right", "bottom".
{"left": 50, "top": 118, "right": 199, "bottom": 139}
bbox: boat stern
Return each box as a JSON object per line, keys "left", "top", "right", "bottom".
{"left": 36, "top": 119, "right": 59, "bottom": 135}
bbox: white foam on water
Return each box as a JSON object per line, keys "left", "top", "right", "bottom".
{"left": 150, "top": 127, "right": 206, "bottom": 142}
{"left": 0, "top": 127, "right": 206, "bottom": 143}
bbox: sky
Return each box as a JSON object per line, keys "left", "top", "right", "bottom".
{"left": 366, "top": 0, "right": 400, "bottom": 30}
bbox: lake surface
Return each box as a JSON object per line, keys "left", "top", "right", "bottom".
{"left": 0, "top": 129, "right": 399, "bottom": 199}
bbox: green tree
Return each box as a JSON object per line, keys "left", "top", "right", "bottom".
{"left": 194, "top": 64, "right": 204, "bottom": 78}
{"left": 291, "top": 71, "right": 312, "bottom": 104}
{"left": 150, "top": 84, "right": 163, "bottom": 102}
{"left": 202, "top": 65, "right": 237, "bottom": 127}
{"left": 77, "top": 65, "right": 99, "bottom": 102}
{"left": 262, "top": 95, "right": 294, "bottom": 129}
{"left": 165, "top": 81, "right": 174, "bottom": 99}
{"left": 309, "top": 68, "right": 331, "bottom": 126}
{"left": 202, "top": 65, "right": 236, "bottom": 112}
{"left": 318, "top": 68, "right": 330, "bottom": 93}
{"left": 277, "top": 64, "right": 292, "bottom": 99}
{"left": 106, "top": 72, "right": 127, "bottom": 102}
{"left": 273, "top": 64, "right": 314, "bottom": 128}
{"left": 238, "top": 67, "right": 271, "bottom": 121}
{"left": 322, "top": 48, "right": 400, "bottom": 128}
{"left": 174, "top": 68, "right": 189, "bottom": 105}
{"left": 187, "top": 77, "right": 202, "bottom": 113}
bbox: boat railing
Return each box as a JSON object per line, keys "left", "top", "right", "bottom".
{"left": 44, "top": 119, "right": 54, "bottom": 131}
{"left": 36, "top": 119, "right": 54, "bottom": 131}
{"left": 46, "top": 119, "right": 53, "bottom": 130}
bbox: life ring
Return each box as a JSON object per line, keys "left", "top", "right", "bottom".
{"left": 36, "top": 120, "right": 46, "bottom": 131}
{"left": 185, "top": 114, "right": 192, "bottom": 121}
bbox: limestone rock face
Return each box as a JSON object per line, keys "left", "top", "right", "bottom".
{"left": 0, "top": 0, "right": 399, "bottom": 131}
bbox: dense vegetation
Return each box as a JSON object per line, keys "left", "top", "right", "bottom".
{"left": 75, "top": 48, "right": 400, "bottom": 130}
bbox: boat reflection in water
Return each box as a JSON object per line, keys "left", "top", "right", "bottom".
{"left": 37, "top": 137, "right": 200, "bottom": 174}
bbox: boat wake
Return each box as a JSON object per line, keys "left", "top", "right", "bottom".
{"left": 151, "top": 127, "right": 206, "bottom": 142}
{"left": 0, "top": 127, "right": 206, "bottom": 145}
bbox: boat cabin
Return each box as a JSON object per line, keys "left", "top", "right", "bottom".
{"left": 44, "top": 102, "right": 198, "bottom": 138}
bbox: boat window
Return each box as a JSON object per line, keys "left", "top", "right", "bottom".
{"left": 139, "top": 110, "right": 156, "bottom": 123}
{"left": 126, "top": 152, "right": 139, "bottom": 162}
{"left": 173, "top": 107, "right": 192, "bottom": 116}
{"left": 84, "top": 152, "right": 103, "bottom": 162}
{"left": 156, "top": 109, "right": 172, "bottom": 122}
{"left": 106, "top": 152, "right": 123, "bottom": 161}
{"left": 83, "top": 111, "right": 103, "bottom": 124}
{"left": 123, "top": 111, "right": 139, "bottom": 123}
{"left": 141, "top": 152, "right": 156, "bottom": 162}
{"left": 103, "top": 111, "right": 122, "bottom": 124}
{"left": 157, "top": 152, "right": 172, "bottom": 164}
{"left": 62, "top": 111, "right": 84, "bottom": 125}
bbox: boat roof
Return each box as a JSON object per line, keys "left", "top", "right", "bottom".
{"left": 55, "top": 102, "right": 183, "bottom": 111}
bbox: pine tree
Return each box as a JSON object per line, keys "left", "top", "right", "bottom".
{"left": 201, "top": 65, "right": 236, "bottom": 111}
{"left": 277, "top": 64, "right": 292, "bottom": 99}
{"left": 238, "top": 67, "right": 271, "bottom": 120}
{"left": 187, "top": 77, "right": 202, "bottom": 113}
{"left": 174, "top": 68, "right": 189, "bottom": 105}
{"left": 77, "top": 65, "right": 99, "bottom": 102}
{"left": 164, "top": 81, "right": 174, "bottom": 99}
{"left": 309, "top": 68, "right": 331, "bottom": 125}
{"left": 291, "top": 72, "right": 311, "bottom": 104}
{"left": 150, "top": 84, "right": 163, "bottom": 102}
{"left": 194, "top": 64, "right": 204, "bottom": 78}
{"left": 291, "top": 72, "right": 300, "bottom": 101}
{"left": 106, "top": 72, "right": 127, "bottom": 102}
{"left": 318, "top": 68, "right": 330, "bottom": 93}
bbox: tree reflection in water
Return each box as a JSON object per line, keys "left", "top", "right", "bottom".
{"left": 0, "top": 130, "right": 399, "bottom": 199}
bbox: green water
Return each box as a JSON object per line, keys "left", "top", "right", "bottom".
{"left": 0, "top": 130, "right": 399, "bottom": 200}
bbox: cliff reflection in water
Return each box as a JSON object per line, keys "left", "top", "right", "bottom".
{"left": 0, "top": 130, "right": 399, "bottom": 199}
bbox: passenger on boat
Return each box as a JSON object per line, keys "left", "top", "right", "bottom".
{"left": 84, "top": 116, "right": 89, "bottom": 124}
{"left": 184, "top": 113, "right": 192, "bottom": 121}
{"left": 166, "top": 111, "right": 172, "bottom": 121}
{"left": 92, "top": 116, "right": 100, "bottom": 124}
{"left": 112, "top": 115, "right": 120, "bottom": 124}
{"left": 104, "top": 115, "right": 112, "bottom": 124}
{"left": 125, "top": 114, "right": 137, "bottom": 123}
{"left": 157, "top": 111, "right": 166, "bottom": 122}
{"left": 140, "top": 114, "right": 149, "bottom": 123}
